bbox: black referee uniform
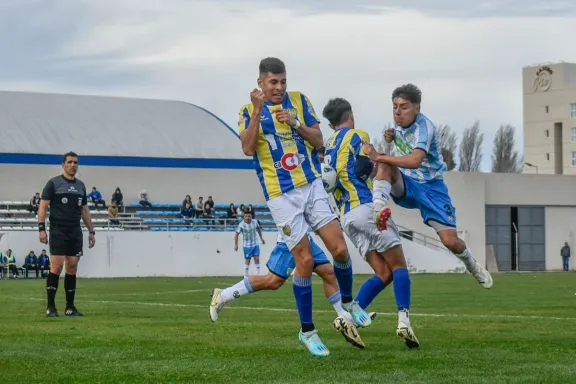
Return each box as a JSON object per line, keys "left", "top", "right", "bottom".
{"left": 41, "top": 173, "right": 92, "bottom": 317}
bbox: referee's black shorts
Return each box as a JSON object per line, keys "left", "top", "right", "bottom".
{"left": 49, "top": 225, "right": 84, "bottom": 257}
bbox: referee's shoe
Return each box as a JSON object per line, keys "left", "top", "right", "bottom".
{"left": 45, "top": 306, "right": 84, "bottom": 317}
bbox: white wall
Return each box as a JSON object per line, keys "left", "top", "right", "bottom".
{"left": 545, "top": 207, "right": 576, "bottom": 270}
{"left": 0, "top": 231, "right": 463, "bottom": 278}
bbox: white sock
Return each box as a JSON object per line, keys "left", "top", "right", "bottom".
{"left": 332, "top": 300, "right": 348, "bottom": 318}
{"left": 221, "top": 280, "right": 251, "bottom": 302}
{"left": 244, "top": 264, "right": 249, "bottom": 276}
{"left": 372, "top": 180, "right": 391, "bottom": 211}
{"left": 398, "top": 309, "right": 410, "bottom": 326}
{"left": 454, "top": 247, "right": 476, "bottom": 269}
{"left": 256, "top": 263, "right": 260, "bottom": 275}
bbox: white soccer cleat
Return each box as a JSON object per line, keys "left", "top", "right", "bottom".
{"left": 333, "top": 316, "right": 365, "bottom": 349}
{"left": 469, "top": 260, "right": 493, "bottom": 289}
{"left": 209, "top": 288, "right": 228, "bottom": 322}
{"left": 396, "top": 321, "right": 419, "bottom": 349}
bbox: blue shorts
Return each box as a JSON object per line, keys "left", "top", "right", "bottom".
{"left": 266, "top": 237, "right": 330, "bottom": 279}
{"left": 391, "top": 173, "right": 457, "bottom": 228}
{"left": 243, "top": 246, "right": 260, "bottom": 259}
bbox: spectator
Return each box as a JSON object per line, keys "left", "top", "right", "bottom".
{"left": 2, "top": 249, "right": 19, "bottom": 279}
{"left": 111, "top": 187, "right": 124, "bottom": 207}
{"left": 206, "top": 196, "right": 215, "bottom": 211}
{"left": 28, "top": 192, "right": 41, "bottom": 215}
{"left": 183, "top": 195, "right": 192, "bottom": 208}
{"left": 204, "top": 199, "right": 215, "bottom": 218}
{"left": 228, "top": 203, "right": 238, "bottom": 220}
{"left": 23, "top": 250, "right": 39, "bottom": 278}
{"left": 237, "top": 204, "right": 246, "bottom": 217}
{"left": 139, "top": 189, "right": 153, "bottom": 208}
{"left": 246, "top": 204, "right": 256, "bottom": 218}
{"left": 88, "top": 186, "right": 106, "bottom": 208}
{"left": 108, "top": 201, "right": 120, "bottom": 226}
{"left": 38, "top": 249, "right": 50, "bottom": 278}
{"left": 195, "top": 197, "right": 204, "bottom": 217}
{"left": 561, "top": 242, "right": 571, "bottom": 271}
{"left": 181, "top": 202, "right": 194, "bottom": 221}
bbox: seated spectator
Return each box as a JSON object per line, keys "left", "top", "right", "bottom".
{"left": 195, "top": 197, "right": 204, "bottom": 217}
{"left": 88, "top": 186, "right": 106, "bottom": 208}
{"left": 28, "top": 192, "right": 41, "bottom": 215}
{"left": 2, "top": 249, "right": 19, "bottom": 279}
{"left": 111, "top": 187, "right": 124, "bottom": 207}
{"left": 237, "top": 204, "right": 247, "bottom": 217}
{"left": 228, "top": 203, "right": 238, "bottom": 220}
{"left": 206, "top": 196, "right": 215, "bottom": 211}
{"left": 247, "top": 204, "right": 256, "bottom": 218}
{"left": 139, "top": 189, "right": 153, "bottom": 208}
{"left": 183, "top": 195, "right": 192, "bottom": 208}
{"left": 181, "top": 202, "right": 194, "bottom": 221}
{"left": 108, "top": 201, "right": 120, "bottom": 226}
{"left": 203, "top": 200, "right": 215, "bottom": 218}
{"left": 38, "top": 249, "right": 50, "bottom": 278}
{"left": 23, "top": 250, "right": 39, "bottom": 279}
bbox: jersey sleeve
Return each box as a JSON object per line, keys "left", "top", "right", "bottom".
{"left": 238, "top": 106, "right": 251, "bottom": 134}
{"left": 236, "top": 223, "right": 243, "bottom": 233}
{"left": 300, "top": 93, "right": 320, "bottom": 127}
{"left": 40, "top": 180, "right": 55, "bottom": 201}
{"left": 82, "top": 185, "right": 88, "bottom": 206}
{"left": 415, "top": 120, "right": 435, "bottom": 153}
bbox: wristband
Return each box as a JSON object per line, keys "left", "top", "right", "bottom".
{"left": 38, "top": 222, "right": 46, "bottom": 232}
{"left": 89, "top": 231, "right": 95, "bottom": 235}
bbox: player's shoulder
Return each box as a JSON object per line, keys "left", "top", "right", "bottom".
{"left": 416, "top": 113, "right": 436, "bottom": 130}
{"left": 354, "top": 129, "right": 371, "bottom": 143}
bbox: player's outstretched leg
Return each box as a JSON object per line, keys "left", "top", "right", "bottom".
{"left": 371, "top": 163, "right": 394, "bottom": 231}
{"left": 210, "top": 276, "right": 258, "bottom": 322}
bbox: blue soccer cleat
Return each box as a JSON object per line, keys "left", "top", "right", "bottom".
{"left": 342, "top": 300, "right": 372, "bottom": 328}
{"left": 299, "top": 329, "right": 330, "bottom": 357}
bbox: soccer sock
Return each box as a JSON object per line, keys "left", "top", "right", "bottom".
{"left": 221, "top": 277, "right": 254, "bottom": 302}
{"left": 355, "top": 275, "right": 388, "bottom": 310}
{"left": 392, "top": 268, "right": 411, "bottom": 324}
{"left": 327, "top": 291, "right": 347, "bottom": 317}
{"left": 64, "top": 273, "right": 77, "bottom": 308}
{"left": 333, "top": 257, "right": 354, "bottom": 303}
{"left": 255, "top": 261, "right": 260, "bottom": 275}
{"left": 244, "top": 263, "right": 249, "bottom": 277}
{"left": 372, "top": 180, "right": 392, "bottom": 211}
{"left": 293, "top": 275, "right": 314, "bottom": 332}
{"left": 454, "top": 246, "right": 476, "bottom": 269}
{"left": 46, "top": 272, "right": 59, "bottom": 308}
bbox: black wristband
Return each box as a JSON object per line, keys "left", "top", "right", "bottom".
{"left": 89, "top": 231, "right": 95, "bottom": 235}
{"left": 38, "top": 222, "right": 46, "bottom": 232}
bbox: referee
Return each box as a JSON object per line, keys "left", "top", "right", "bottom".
{"left": 38, "top": 151, "right": 96, "bottom": 317}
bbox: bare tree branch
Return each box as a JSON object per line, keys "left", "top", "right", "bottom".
{"left": 491, "top": 124, "right": 522, "bottom": 173}
{"left": 437, "top": 124, "right": 458, "bottom": 171}
{"left": 458, "top": 120, "right": 484, "bottom": 172}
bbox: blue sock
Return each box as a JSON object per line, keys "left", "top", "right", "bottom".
{"left": 392, "top": 268, "right": 411, "bottom": 310}
{"left": 327, "top": 291, "right": 341, "bottom": 305}
{"left": 355, "top": 275, "right": 388, "bottom": 310}
{"left": 293, "top": 275, "right": 314, "bottom": 331}
{"left": 333, "top": 257, "right": 353, "bottom": 302}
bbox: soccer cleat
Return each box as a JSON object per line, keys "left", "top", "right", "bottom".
{"left": 373, "top": 206, "right": 392, "bottom": 231}
{"left": 333, "top": 316, "right": 365, "bottom": 349}
{"left": 46, "top": 307, "right": 59, "bottom": 317}
{"left": 369, "top": 312, "right": 377, "bottom": 321}
{"left": 65, "top": 306, "right": 84, "bottom": 316}
{"left": 397, "top": 321, "right": 419, "bottom": 349}
{"left": 299, "top": 329, "right": 330, "bottom": 357}
{"left": 209, "top": 288, "right": 228, "bottom": 322}
{"left": 469, "top": 260, "right": 493, "bottom": 289}
{"left": 342, "top": 300, "right": 372, "bottom": 328}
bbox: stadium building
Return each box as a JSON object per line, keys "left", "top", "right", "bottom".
{"left": 0, "top": 90, "right": 574, "bottom": 279}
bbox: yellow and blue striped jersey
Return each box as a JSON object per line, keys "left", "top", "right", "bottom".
{"left": 324, "top": 128, "right": 373, "bottom": 216}
{"left": 238, "top": 91, "right": 322, "bottom": 201}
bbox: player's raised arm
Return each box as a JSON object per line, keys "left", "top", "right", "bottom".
{"left": 274, "top": 92, "right": 324, "bottom": 149}
{"left": 239, "top": 89, "right": 265, "bottom": 156}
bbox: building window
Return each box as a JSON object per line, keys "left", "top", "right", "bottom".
{"left": 545, "top": 105, "right": 549, "bottom": 113}
{"left": 546, "top": 153, "right": 550, "bottom": 161}
{"left": 573, "top": 152, "right": 576, "bottom": 167}
{"left": 571, "top": 103, "right": 576, "bottom": 118}
{"left": 572, "top": 127, "right": 576, "bottom": 142}
{"left": 546, "top": 129, "right": 549, "bottom": 137}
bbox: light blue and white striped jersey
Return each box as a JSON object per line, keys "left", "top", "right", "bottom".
{"left": 392, "top": 113, "right": 447, "bottom": 182}
{"left": 237, "top": 219, "right": 260, "bottom": 248}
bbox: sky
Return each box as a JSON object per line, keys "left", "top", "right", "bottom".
{"left": 1, "top": 0, "right": 576, "bottom": 171}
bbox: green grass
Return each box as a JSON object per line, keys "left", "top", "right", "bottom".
{"left": 0, "top": 273, "right": 575, "bottom": 383}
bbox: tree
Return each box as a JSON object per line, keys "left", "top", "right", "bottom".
{"left": 437, "top": 124, "right": 458, "bottom": 171}
{"left": 458, "top": 121, "right": 484, "bottom": 172}
{"left": 372, "top": 123, "right": 394, "bottom": 154}
{"left": 491, "top": 124, "right": 522, "bottom": 173}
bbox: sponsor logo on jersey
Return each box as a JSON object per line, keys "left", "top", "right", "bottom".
{"left": 274, "top": 153, "right": 306, "bottom": 171}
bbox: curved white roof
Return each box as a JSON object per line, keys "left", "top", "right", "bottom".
{"left": 0, "top": 90, "right": 245, "bottom": 159}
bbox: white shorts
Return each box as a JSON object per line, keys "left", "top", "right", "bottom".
{"left": 341, "top": 203, "right": 402, "bottom": 260}
{"left": 267, "top": 178, "right": 338, "bottom": 250}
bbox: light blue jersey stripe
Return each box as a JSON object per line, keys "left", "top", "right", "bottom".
{"left": 237, "top": 220, "right": 260, "bottom": 247}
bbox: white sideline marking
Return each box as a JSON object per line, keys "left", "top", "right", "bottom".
{"left": 25, "top": 298, "right": 576, "bottom": 321}
{"left": 82, "top": 289, "right": 206, "bottom": 297}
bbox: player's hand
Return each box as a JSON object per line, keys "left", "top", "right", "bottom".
{"left": 88, "top": 233, "right": 95, "bottom": 248}
{"left": 384, "top": 128, "right": 395, "bottom": 143}
{"left": 363, "top": 143, "right": 378, "bottom": 161}
{"left": 234, "top": 244, "right": 238, "bottom": 252}
{"left": 261, "top": 239, "right": 266, "bottom": 245}
{"left": 39, "top": 231, "right": 48, "bottom": 244}
{"left": 274, "top": 109, "right": 297, "bottom": 127}
{"left": 250, "top": 89, "right": 264, "bottom": 111}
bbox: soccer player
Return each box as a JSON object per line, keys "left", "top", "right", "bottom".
{"left": 210, "top": 231, "right": 373, "bottom": 349}
{"left": 323, "top": 98, "right": 419, "bottom": 348}
{"left": 364, "top": 84, "right": 493, "bottom": 289}
{"left": 38, "top": 152, "right": 96, "bottom": 317}
{"left": 238, "top": 57, "right": 371, "bottom": 357}
{"left": 235, "top": 212, "right": 265, "bottom": 276}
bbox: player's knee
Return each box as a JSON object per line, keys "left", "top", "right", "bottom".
{"left": 51, "top": 265, "right": 63, "bottom": 275}
{"left": 65, "top": 263, "right": 78, "bottom": 275}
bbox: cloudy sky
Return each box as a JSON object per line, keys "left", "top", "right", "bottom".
{"left": 2, "top": 0, "right": 575, "bottom": 170}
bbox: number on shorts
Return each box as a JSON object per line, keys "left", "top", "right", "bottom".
{"left": 265, "top": 134, "right": 278, "bottom": 151}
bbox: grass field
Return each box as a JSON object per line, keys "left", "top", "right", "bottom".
{"left": 0, "top": 273, "right": 575, "bottom": 383}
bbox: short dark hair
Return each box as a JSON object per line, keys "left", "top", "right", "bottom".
{"left": 62, "top": 151, "right": 78, "bottom": 163}
{"left": 259, "top": 57, "right": 286, "bottom": 76}
{"left": 322, "top": 98, "right": 353, "bottom": 127}
{"left": 392, "top": 84, "right": 422, "bottom": 104}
